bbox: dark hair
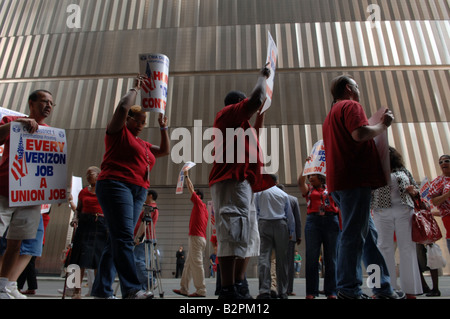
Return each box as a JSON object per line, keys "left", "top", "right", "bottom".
{"left": 317, "top": 175, "right": 326, "bottom": 186}
{"left": 195, "top": 189, "right": 204, "bottom": 200}
{"left": 147, "top": 189, "right": 158, "bottom": 200}
{"left": 128, "top": 105, "right": 144, "bottom": 117}
{"left": 224, "top": 91, "right": 246, "bottom": 106}
{"left": 389, "top": 146, "right": 404, "bottom": 170}
{"left": 439, "top": 155, "right": 450, "bottom": 161}
{"left": 330, "top": 75, "right": 353, "bottom": 103}
{"left": 28, "top": 90, "right": 52, "bottom": 102}
{"left": 268, "top": 174, "right": 278, "bottom": 184}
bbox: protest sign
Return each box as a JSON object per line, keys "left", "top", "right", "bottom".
{"left": 71, "top": 175, "right": 83, "bottom": 208}
{"left": 303, "top": 140, "right": 326, "bottom": 176}
{"left": 175, "top": 161, "right": 196, "bottom": 194}
{"left": 260, "top": 31, "right": 278, "bottom": 114}
{"left": 368, "top": 108, "right": 390, "bottom": 183}
{"left": 0, "top": 107, "right": 26, "bottom": 157}
{"left": 41, "top": 204, "right": 51, "bottom": 214}
{"left": 9, "top": 123, "right": 68, "bottom": 207}
{"left": 139, "top": 53, "right": 170, "bottom": 115}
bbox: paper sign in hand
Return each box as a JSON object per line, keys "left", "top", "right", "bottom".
{"left": 175, "top": 161, "right": 196, "bottom": 194}
{"left": 260, "top": 31, "right": 278, "bottom": 115}
{"left": 368, "top": 107, "right": 390, "bottom": 183}
{"left": 303, "top": 140, "right": 326, "bottom": 177}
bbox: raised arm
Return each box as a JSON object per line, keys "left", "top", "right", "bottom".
{"left": 150, "top": 113, "right": 170, "bottom": 158}
{"left": 107, "top": 75, "right": 145, "bottom": 135}
{"left": 184, "top": 170, "right": 195, "bottom": 195}
{"left": 297, "top": 157, "right": 311, "bottom": 196}
{"left": 245, "top": 64, "right": 271, "bottom": 119}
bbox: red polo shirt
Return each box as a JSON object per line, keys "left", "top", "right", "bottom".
{"left": 208, "top": 99, "right": 275, "bottom": 192}
{"left": 323, "top": 100, "right": 386, "bottom": 192}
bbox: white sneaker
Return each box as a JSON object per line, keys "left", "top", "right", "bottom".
{"left": 0, "top": 288, "right": 13, "bottom": 299}
{"left": 131, "top": 290, "right": 154, "bottom": 299}
{"left": 5, "top": 282, "right": 27, "bottom": 299}
{"left": 0, "top": 278, "right": 12, "bottom": 299}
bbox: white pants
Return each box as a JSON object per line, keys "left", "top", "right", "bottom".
{"left": 372, "top": 204, "right": 423, "bottom": 295}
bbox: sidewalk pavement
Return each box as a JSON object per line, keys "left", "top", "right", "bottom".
{"left": 13, "top": 275, "right": 450, "bottom": 299}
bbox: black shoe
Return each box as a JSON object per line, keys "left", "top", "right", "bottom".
{"left": 256, "top": 293, "right": 272, "bottom": 299}
{"left": 218, "top": 285, "right": 242, "bottom": 300}
{"left": 337, "top": 291, "right": 370, "bottom": 299}
{"left": 235, "top": 281, "right": 253, "bottom": 299}
{"left": 373, "top": 290, "right": 406, "bottom": 299}
{"left": 426, "top": 289, "right": 441, "bottom": 297}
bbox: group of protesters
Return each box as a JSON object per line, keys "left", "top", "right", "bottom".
{"left": 0, "top": 67, "right": 449, "bottom": 300}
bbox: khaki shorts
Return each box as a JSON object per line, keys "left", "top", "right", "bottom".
{"left": 0, "top": 196, "right": 42, "bottom": 240}
{"left": 210, "top": 180, "right": 260, "bottom": 258}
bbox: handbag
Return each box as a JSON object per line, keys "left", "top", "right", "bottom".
{"left": 426, "top": 243, "right": 447, "bottom": 269}
{"left": 411, "top": 198, "right": 442, "bottom": 245}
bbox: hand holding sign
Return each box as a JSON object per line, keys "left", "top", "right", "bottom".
{"left": 139, "top": 53, "right": 170, "bottom": 115}
{"left": 303, "top": 140, "right": 326, "bottom": 177}
{"left": 175, "top": 161, "right": 196, "bottom": 194}
{"left": 260, "top": 32, "right": 278, "bottom": 115}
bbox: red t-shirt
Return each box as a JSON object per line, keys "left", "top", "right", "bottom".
{"left": 134, "top": 202, "right": 159, "bottom": 239}
{"left": 208, "top": 99, "right": 275, "bottom": 192}
{"left": 0, "top": 116, "right": 49, "bottom": 197}
{"left": 189, "top": 193, "right": 209, "bottom": 239}
{"left": 98, "top": 126, "right": 155, "bottom": 189}
{"left": 303, "top": 184, "right": 340, "bottom": 215}
{"left": 77, "top": 187, "right": 103, "bottom": 217}
{"left": 323, "top": 100, "right": 386, "bottom": 192}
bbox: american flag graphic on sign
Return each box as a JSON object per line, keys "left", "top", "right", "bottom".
{"left": 11, "top": 135, "right": 28, "bottom": 183}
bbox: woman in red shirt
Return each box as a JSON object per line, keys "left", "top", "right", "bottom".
{"left": 91, "top": 75, "right": 169, "bottom": 299}
{"left": 298, "top": 157, "right": 340, "bottom": 299}
{"left": 430, "top": 155, "right": 450, "bottom": 255}
{"left": 68, "top": 166, "right": 107, "bottom": 299}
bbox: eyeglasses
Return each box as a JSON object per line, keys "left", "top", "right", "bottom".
{"left": 439, "top": 159, "right": 450, "bottom": 165}
{"left": 38, "top": 99, "right": 56, "bottom": 107}
{"left": 128, "top": 117, "right": 146, "bottom": 126}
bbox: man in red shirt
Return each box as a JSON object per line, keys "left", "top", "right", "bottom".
{"left": 173, "top": 170, "right": 209, "bottom": 297}
{"left": 0, "top": 90, "right": 54, "bottom": 299}
{"left": 209, "top": 65, "right": 275, "bottom": 299}
{"left": 323, "top": 75, "right": 402, "bottom": 299}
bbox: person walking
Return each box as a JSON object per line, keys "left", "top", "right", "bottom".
{"left": 255, "top": 174, "right": 295, "bottom": 299}
{"left": 68, "top": 166, "right": 108, "bottom": 299}
{"left": 91, "top": 75, "right": 169, "bottom": 299}
{"left": 173, "top": 170, "right": 209, "bottom": 297}
{"left": 209, "top": 65, "right": 275, "bottom": 299}
{"left": 0, "top": 90, "right": 55, "bottom": 299}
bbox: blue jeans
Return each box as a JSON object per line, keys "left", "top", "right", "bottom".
{"left": 304, "top": 213, "right": 340, "bottom": 296}
{"left": 91, "top": 180, "right": 147, "bottom": 298}
{"left": 332, "top": 187, "right": 393, "bottom": 297}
